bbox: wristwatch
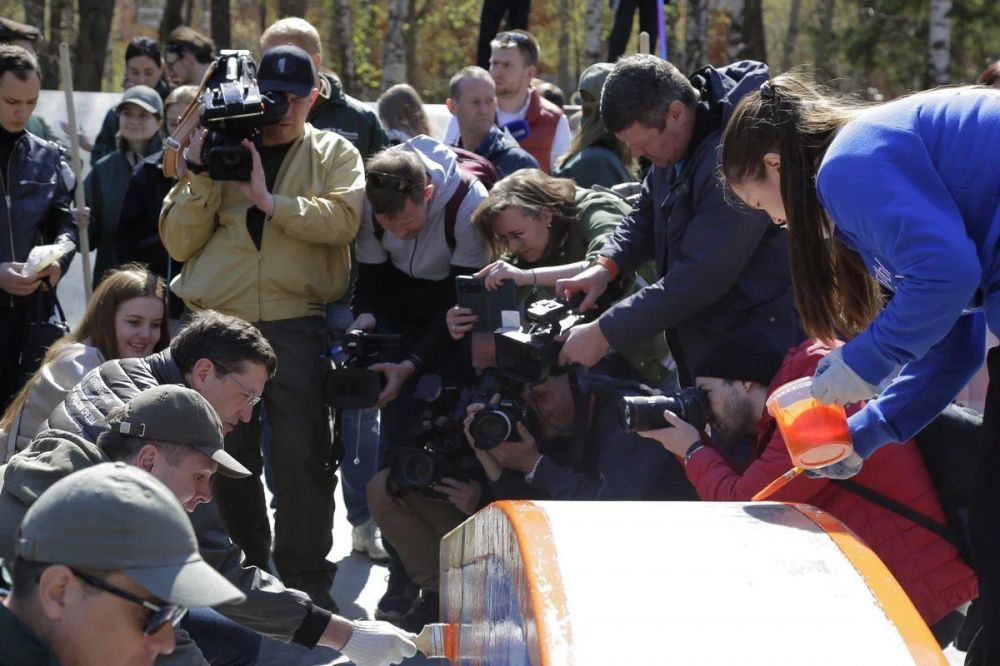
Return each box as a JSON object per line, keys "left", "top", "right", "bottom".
{"left": 684, "top": 442, "right": 704, "bottom": 466}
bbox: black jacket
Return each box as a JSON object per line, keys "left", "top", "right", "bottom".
{"left": 43, "top": 350, "right": 332, "bottom": 648}
{"left": 597, "top": 61, "right": 803, "bottom": 383}
{"left": 0, "top": 130, "right": 77, "bottom": 307}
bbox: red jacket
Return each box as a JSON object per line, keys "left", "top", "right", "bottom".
{"left": 685, "top": 339, "right": 977, "bottom": 625}
{"left": 519, "top": 89, "right": 563, "bottom": 173}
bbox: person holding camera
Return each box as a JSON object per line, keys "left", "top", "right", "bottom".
{"left": 450, "top": 168, "right": 670, "bottom": 384}
{"left": 554, "top": 55, "right": 802, "bottom": 385}
{"left": 159, "top": 45, "right": 365, "bottom": 611}
{"left": 637, "top": 336, "right": 977, "bottom": 644}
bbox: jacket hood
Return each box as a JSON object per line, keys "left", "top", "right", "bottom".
{"left": 689, "top": 60, "right": 770, "bottom": 128}
{"left": 3, "top": 429, "right": 107, "bottom": 509}
{"left": 398, "top": 134, "right": 463, "bottom": 219}
{"left": 319, "top": 71, "right": 347, "bottom": 106}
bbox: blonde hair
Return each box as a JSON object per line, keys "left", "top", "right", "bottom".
{"left": 260, "top": 17, "right": 322, "bottom": 56}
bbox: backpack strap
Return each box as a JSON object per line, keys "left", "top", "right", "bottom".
{"left": 834, "top": 478, "right": 962, "bottom": 549}
{"left": 443, "top": 169, "right": 474, "bottom": 252}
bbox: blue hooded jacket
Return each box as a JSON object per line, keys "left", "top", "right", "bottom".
{"left": 816, "top": 87, "right": 1000, "bottom": 456}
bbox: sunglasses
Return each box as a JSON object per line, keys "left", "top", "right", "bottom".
{"left": 71, "top": 569, "right": 187, "bottom": 636}
{"left": 213, "top": 362, "right": 262, "bottom": 407}
{"left": 494, "top": 31, "right": 530, "bottom": 46}
{"left": 368, "top": 172, "right": 419, "bottom": 194}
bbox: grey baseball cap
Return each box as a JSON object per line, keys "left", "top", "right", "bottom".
{"left": 118, "top": 84, "right": 164, "bottom": 116}
{"left": 107, "top": 385, "right": 250, "bottom": 478}
{"left": 16, "top": 462, "right": 246, "bottom": 607}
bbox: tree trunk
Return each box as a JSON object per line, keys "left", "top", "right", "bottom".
{"left": 781, "top": 0, "right": 802, "bottom": 71}
{"left": 558, "top": 0, "right": 571, "bottom": 94}
{"left": 927, "top": 0, "right": 952, "bottom": 85}
{"left": 211, "top": 0, "right": 231, "bottom": 50}
{"left": 24, "top": 0, "right": 44, "bottom": 32}
{"left": 814, "top": 0, "right": 836, "bottom": 76}
{"left": 380, "top": 0, "right": 409, "bottom": 92}
{"left": 331, "top": 0, "right": 356, "bottom": 95}
{"left": 583, "top": 0, "right": 603, "bottom": 66}
{"left": 74, "top": 0, "right": 117, "bottom": 91}
{"left": 724, "top": 0, "right": 747, "bottom": 62}
{"left": 160, "top": 0, "right": 185, "bottom": 44}
{"left": 685, "top": 0, "right": 708, "bottom": 72}
{"left": 278, "top": 0, "right": 307, "bottom": 17}
{"left": 40, "top": 0, "right": 65, "bottom": 89}
{"left": 740, "top": 0, "right": 766, "bottom": 61}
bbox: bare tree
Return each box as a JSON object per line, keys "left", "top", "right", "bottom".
{"left": 558, "top": 0, "right": 571, "bottom": 93}
{"left": 815, "top": 0, "right": 836, "bottom": 75}
{"left": 781, "top": 0, "right": 802, "bottom": 71}
{"left": 278, "top": 0, "right": 307, "bottom": 17}
{"left": 927, "top": 0, "right": 952, "bottom": 85}
{"left": 74, "top": 0, "right": 116, "bottom": 90}
{"left": 405, "top": 0, "right": 433, "bottom": 94}
{"left": 685, "top": 0, "right": 708, "bottom": 72}
{"left": 211, "top": 0, "right": 231, "bottom": 50}
{"left": 331, "top": 0, "right": 356, "bottom": 94}
{"left": 583, "top": 0, "right": 602, "bottom": 66}
{"left": 160, "top": 0, "right": 185, "bottom": 44}
{"left": 38, "top": 0, "right": 66, "bottom": 89}
{"left": 381, "top": 0, "right": 409, "bottom": 92}
{"left": 23, "top": 0, "right": 43, "bottom": 31}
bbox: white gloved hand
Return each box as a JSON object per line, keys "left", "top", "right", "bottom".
{"left": 340, "top": 620, "right": 418, "bottom": 666}
{"left": 810, "top": 347, "right": 880, "bottom": 405}
{"left": 806, "top": 451, "right": 865, "bottom": 480}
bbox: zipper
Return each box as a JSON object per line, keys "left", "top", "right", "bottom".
{"left": 2, "top": 135, "right": 21, "bottom": 307}
{"left": 409, "top": 235, "right": 418, "bottom": 277}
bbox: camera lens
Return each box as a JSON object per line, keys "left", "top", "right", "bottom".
{"left": 470, "top": 410, "right": 513, "bottom": 450}
{"left": 400, "top": 452, "right": 435, "bottom": 487}
{"left": 619, "top": 395, "right": 675, "bottom": 433}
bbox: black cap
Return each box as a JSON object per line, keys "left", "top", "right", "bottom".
{"left": 257, "top": 44, "right": 315, "bottom": 97}
{"left": 692, "top": 334, "right": 786, "bottom": 387}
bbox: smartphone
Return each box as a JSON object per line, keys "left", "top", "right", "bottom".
{"left": 455, "top": 275, "right": 520, "bottom": 332}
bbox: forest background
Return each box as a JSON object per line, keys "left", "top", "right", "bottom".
{"left": 4, "top": 0, "right": 998, "bottom": 104}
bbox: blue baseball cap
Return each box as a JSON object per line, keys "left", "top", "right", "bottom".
{"left": 257, "top": 44, "right": 315, "bottom": 98}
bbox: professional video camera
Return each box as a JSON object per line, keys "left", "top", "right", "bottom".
{"left": 494, "top": 294, "right": 588, "bottom": 385}
{"left": 325, "top": 329, "right": 401, "bottom": 409}
{"left": 618, "top": 387, "right": 710, "bottom": 433}
{"left": 198, "top": 50, "right": 288, "bottom": 181}
{"left": 389, "top": 378, "right": 481, "bottom": 494}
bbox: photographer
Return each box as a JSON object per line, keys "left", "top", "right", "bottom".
{"left": 160, "top": 45, "right": 365, "bottom": 609}
{"left": 450, "top": 169, "right": 670, "bottom": 384}
{"left": 554, "top": 55, "right": 802, "bottom": 384}
{"left": 637, "top": 337, "right": 977, "bottom": 644}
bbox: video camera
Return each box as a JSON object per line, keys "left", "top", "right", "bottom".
{"left": 389, "top": 378, "right": 481, "bottom": 494}
{"left": 198, "top": 50, "right": 288, "bottom": 181}
{"left": 494, "top": 294, "right": 588, "bottom": 385}
{"left": 618, "top": 387, "right": 709, "bottom": 433}
{"left": 325, "top": 329, "right": 401, "bottom": 409}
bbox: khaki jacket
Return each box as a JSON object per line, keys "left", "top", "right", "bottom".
{"left": 160, "top": 123, "right": 365, "bottom": 322}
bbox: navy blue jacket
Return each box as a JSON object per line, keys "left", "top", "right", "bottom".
{"left": 596, "top": 61, "right": 802, "bottom": 382}
{"left": 458, "top": 126, "right": 538, "bottom": 179}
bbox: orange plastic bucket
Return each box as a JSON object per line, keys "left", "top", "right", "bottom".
{"left": 766, "top": 377, "right": 853, "bottom": 469}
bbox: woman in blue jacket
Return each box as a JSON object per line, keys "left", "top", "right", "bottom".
{"left": 719, "top": 73, "right": 1000, "bottom": 662}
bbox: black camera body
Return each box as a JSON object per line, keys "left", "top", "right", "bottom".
{"left": 325, "top": 330, "right": 401, "bottom": 410}
{"left": 199, "top": 50, "right": 288, "bottom": 181}
{"left": 469, "top": 399, "right": 530, "bottom": 450}
{"left": 494, "top": 296, "right": 587, "bottom": 385}
{"left": 618, "top": 387, "right": 710, "bottom": 433}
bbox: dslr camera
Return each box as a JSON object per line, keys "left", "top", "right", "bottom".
{"left": 198, "top": 50, "right": 288, "bottom": 181}
{"left": 618, "top": 387, "right": 710, "bottom": 433}
{"left": 325, "top": 329, "right": 401, "bottom": 409}
{"left": 465, "top": 371, "right": 531, "bottom": 451}
{"left": 494, "top": 294, "right": 587, "bottom": 385}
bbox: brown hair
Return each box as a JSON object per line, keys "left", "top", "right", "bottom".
{"left": 720, "top": 72, "right": 883, "bottom": 342}
{"left": 377, "top": 84, "right": 431, "bottom": 139}
{"left": 490, "top": 29, "right": 541, "bottom": 68}
{"left": 260, "top": 17, "right": 322, "bottom": 56}
{"left": 170, "top": 310, "right": 277, "bottom": 378}
{"left": 0, "top": 265, "right": 169, "bottom": 433}
{"left": 977, "top": 60, "right": 1000, "bottom": 87}
{"left": 472, "top": 169, "right": 578, "bottom": 259}
{"left": 365, "top": 148, "right": 428, "bottom": 217}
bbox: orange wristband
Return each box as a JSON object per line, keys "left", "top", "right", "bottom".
{"left": 593, "top": 255, "right": 620, "bottom": 281}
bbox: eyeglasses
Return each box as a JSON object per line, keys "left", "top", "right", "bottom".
{"left": 71, "top": 569, "right": 187, "bottom": 636}
{"left": 493, "top": 31, "right": 530, "bottom": 46}
{"left": 497, "top": 229, "right": 528, "bottom": 247}
{"left": 367, "top": 172, "right": 419, "bottom": 194}
{"left": 214, "top": 362, "right": 262, "bottom": 407}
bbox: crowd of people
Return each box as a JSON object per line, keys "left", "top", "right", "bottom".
{"left": 0, "top": 9, "right": 998, "bottom": 666}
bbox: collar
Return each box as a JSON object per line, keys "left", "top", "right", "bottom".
{"left": 0, "top": 604, "right": 59, "bottom": 666}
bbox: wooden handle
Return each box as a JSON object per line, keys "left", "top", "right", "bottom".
{"left": 752, "top": 466, "right": 806, "bottom": 502}
{"left": 58, "top": 42, "right": 92, "bottom": 299}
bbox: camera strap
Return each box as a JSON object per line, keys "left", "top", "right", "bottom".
{"left": 163, "top": 61, "right": 219, "bottom": 179}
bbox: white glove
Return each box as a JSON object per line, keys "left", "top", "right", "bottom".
{"left": 340, "top": 620, "right": 418, "bottom": 666}
{"left": 806, "top": 451, "right": 865, "bottom": 480}
{"left": 810, "top": 347, "right": 880, "bottom": 405}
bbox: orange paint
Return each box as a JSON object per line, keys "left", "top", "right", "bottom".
{"left": 771, "top": 399, "right": 852, "bottom": 467}
{"left": 791, "top": 504, "right": 948, "bottom": 665}
{"left": 751, "top": 466, "right": 806, "bottom": 501}
{"left": 444, "top": 622, "right": 457, "bottom": 660}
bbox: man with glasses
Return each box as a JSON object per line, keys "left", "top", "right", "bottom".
{"left": 0, "top": 462, "right": 245, "bottom": 666}
{"left": 163, "top": 26, "right": 214, "bottom": 88}
{"left": 160, "top": 45, "right": 365, "bottom": 613}
{"left": 352, "top": 136, "right": 489, "bottom": 622}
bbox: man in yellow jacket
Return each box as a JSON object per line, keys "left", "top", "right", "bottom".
{"left": 159, "top": 45, "right": 365, "bottom": 612}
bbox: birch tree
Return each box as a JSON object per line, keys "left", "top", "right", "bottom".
{"left": 583, "top": 0, "right": 603, "bottom": 66}
{"left": 381, "top": 0, "right": 409, "bottom": 92}
{"left": 927, "top": 0, "right": 952, "bottom": 85}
